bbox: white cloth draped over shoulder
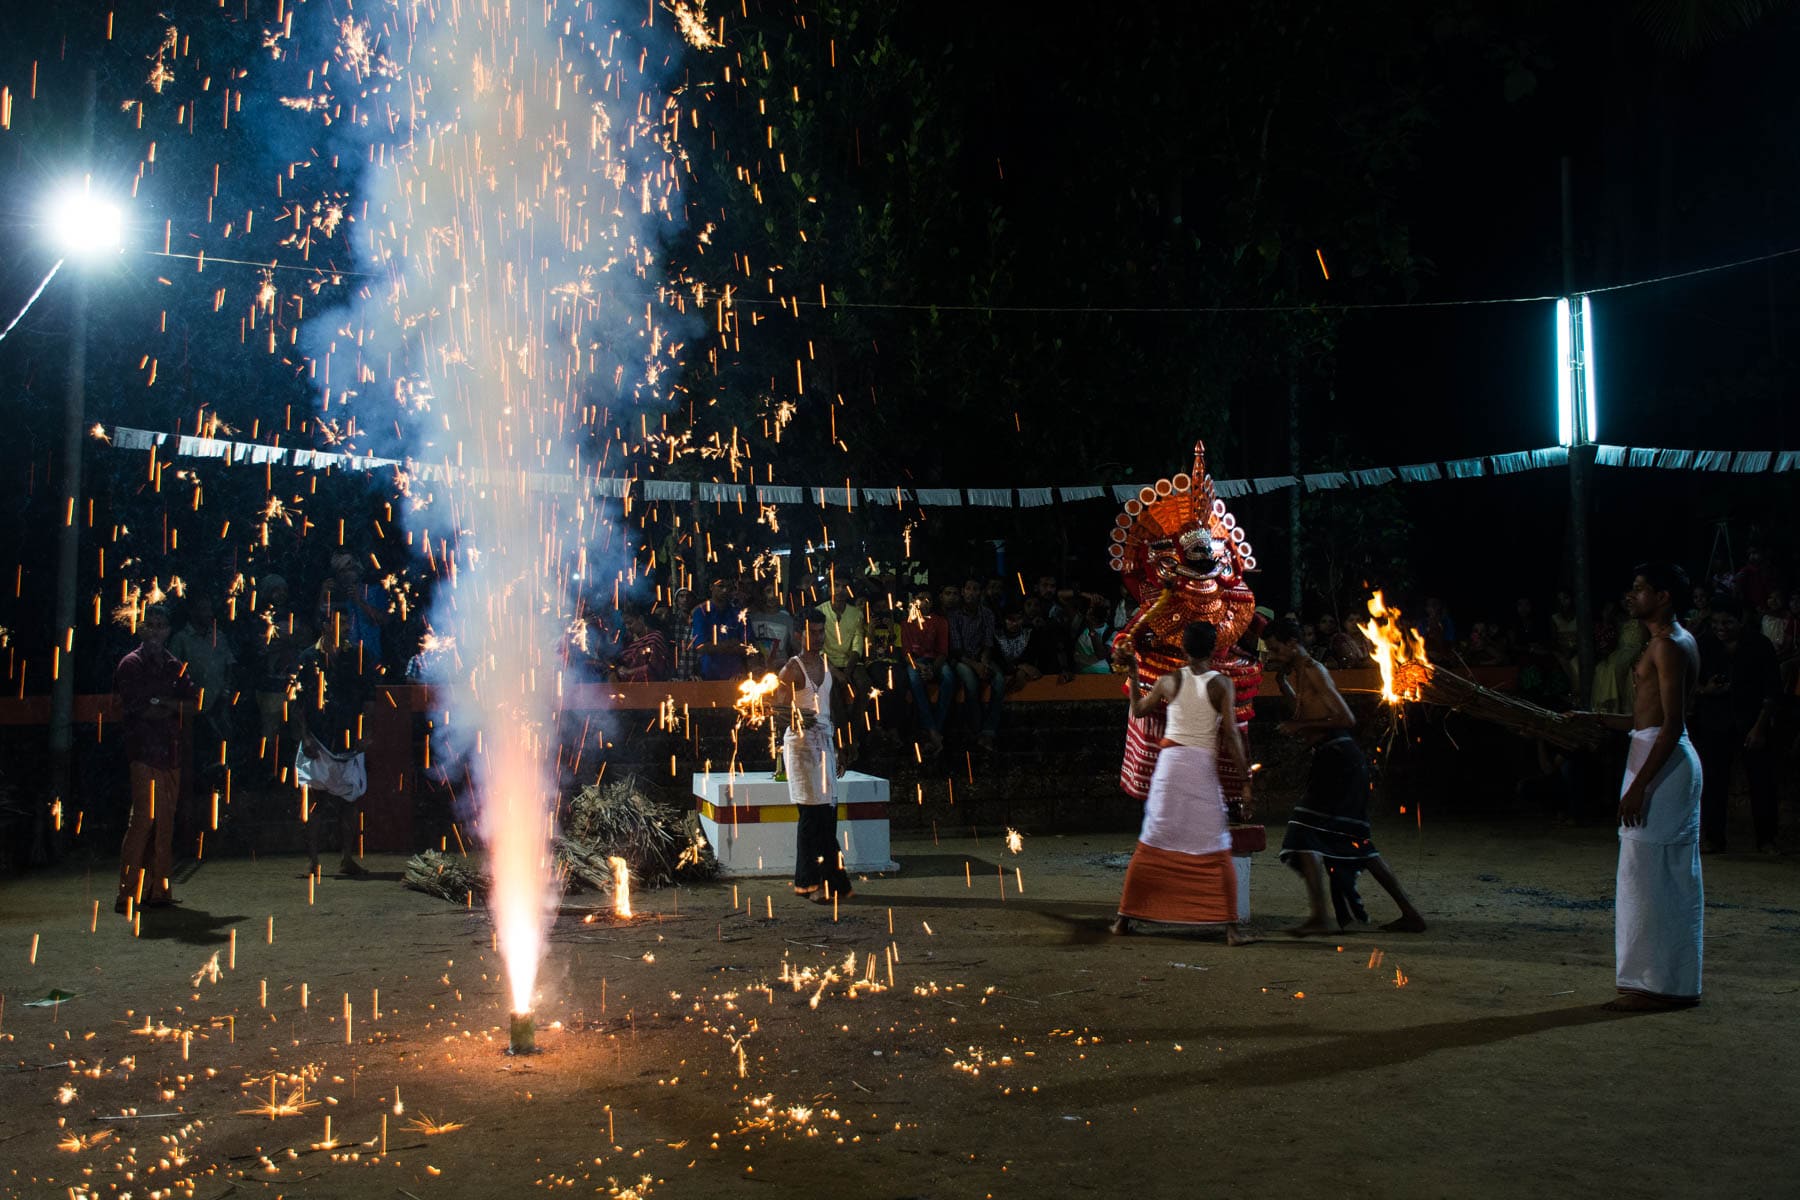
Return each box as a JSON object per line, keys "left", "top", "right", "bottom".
{"left": 1615, "top": 726, "right": 1704, "bottom": 999}
{"left": 781, "top": 657, "right": 837, "bottom": 807}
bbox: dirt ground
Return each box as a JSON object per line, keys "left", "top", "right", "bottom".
{"left": 3, "top": 816, "right": 1798, "bottom": 1200}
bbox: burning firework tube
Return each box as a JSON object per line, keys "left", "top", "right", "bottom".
{"left": 509, "top": 1011, "right": 536, "bottom": 1055}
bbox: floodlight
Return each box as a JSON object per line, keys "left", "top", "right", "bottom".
{"left": 1555, "top": 298, "right": 1573, "bottom": 447}
{"left": 47, "top": 186, "right": 124, "bottom": 257}
{"left": 1580, "top": 295, "right": 1597, "bottom": 444}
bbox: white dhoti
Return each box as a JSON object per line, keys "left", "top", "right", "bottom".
{"left": 1616, "top": 727, "right": 1703, "bottom": 1000}
{"left": 781, "top": 723, "right": 837, "bottom": 808}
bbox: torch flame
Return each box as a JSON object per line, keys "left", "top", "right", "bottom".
{"left": 735, "top": 672, "right": 782, "bottom": 722}
{"left": 1359, "top": 591, "right": 1431, "bottom": 703}
{"left": 608, "top": 856, "right": 633, "bottom": 918}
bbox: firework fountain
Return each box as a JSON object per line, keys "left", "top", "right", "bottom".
{"left": 306, "top": 2, "right": 691, "bottom": 1050}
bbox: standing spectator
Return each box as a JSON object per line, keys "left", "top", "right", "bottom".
{"left": 316, "top": 551, "right": 388, "bottom": 672}
{"left": 113, "top": 603, "right": 198, "bottom": 914}
{"left": 1548, "top": 590, "right": 1579, "bottom": 686}
{"left": 252, "top": 575, "right": 308, "bottom": 780}
{"left": 169, "top": 591, "right": 237, "bottom": 779}
{"left": 946, "top": 582, "right": 1004, "bottom": 750}
{"left": 1034, "top": 574, "right": 1060, "bottom": 615}
{"left": 982, "top": 577, "right": 1009, "bottom": 619}
{"left": 690, "top": 577, "right": 752, "bottom": 681}
{"left": 613, "top": 608, "right": 671, "bottom": 682}
{"left": 1693, "top": 598, "right": 1782, "bottom": 854}
{"left": 818, "top": 577, "right": 871, "bottom": 763}
{"left": 1731, "top": 546, "right": 1773, "bottom": 613}
{"left": 1759, "top": 589, "right": 1793, "bottom": 658}
{"left": 901, "top": 590, "right": 952, "bottom": 752}
{"left": 669, "top": 587, "right": 698, "bottom": 680}
{"left": 744, "top": 579, "right": 797, "bottom": 674}
{"left": 293, "top": 623, "right": 375, "bottom": 876}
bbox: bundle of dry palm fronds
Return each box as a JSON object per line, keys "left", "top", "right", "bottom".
{"left": 403, "top": 775, "right": 716, "bottom": 905}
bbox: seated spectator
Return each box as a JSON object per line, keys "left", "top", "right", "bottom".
{"left": 1686, "top": 585, "right": 1715, "bottom": 627}
{"left": 1417, "top": 596, "right": 1458, "bottom": 658}
{"left": 994, "top": 604, "right": 1033, "bottom": 687}
{"left": 1072, "top": 599, "right": 1114, "bottom": 673}
{"left": 901, "top": 590, "right": 952, "bottom": 752}
{"left": 1021, "top": 595, "right": 1075, "bottom": 681}
{"left": 1309, "top": 615, "right": 1340, "bottom": 665}
{"left": 864, "top": 602, "right": 905, "bottom": 693}
{"left": 690, "top": 577, "right": 752, "bottom": 680}
{"left": 1330, "top": 616, "right": 1371, "bottom": 668}
{"left": 946, "top": 582, "right": 1004, "bottom": 750}
{"left": 1463, "top": 620, "right": 1509, "bottom": 666}
{"left": 614, "top": 607, "right": 671, "bottom": 682}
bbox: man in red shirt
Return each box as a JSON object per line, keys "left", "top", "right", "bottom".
{"left": 901, "top": 590, "right": 952, "bottom": 752}
{"left": 113, "top": 603, "right": 197, "bottom": 913}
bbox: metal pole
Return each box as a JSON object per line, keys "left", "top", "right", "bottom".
{"left": 45, "top": 68, "right": 97, "bottom": 857}
{"left": 1562, "top": 157, "right": 1597, "bottom": 704}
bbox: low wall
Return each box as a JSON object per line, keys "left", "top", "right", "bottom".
{"left": 0, "top": 668, "right": 1531, "bottom": 869}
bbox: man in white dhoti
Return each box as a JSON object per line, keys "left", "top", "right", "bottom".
{"left": 1569, "top": 562, "right": 1703, "bottom": 1011}
{"left": 778, "top": 609, "right": 855, "bottom": 904}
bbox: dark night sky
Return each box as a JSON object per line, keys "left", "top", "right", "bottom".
{"left": 0, "top": 0, "right": 1796, "bottom": 639}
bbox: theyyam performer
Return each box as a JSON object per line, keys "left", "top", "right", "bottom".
{"left": 1112, "top": 621, "right": 1254, "bottom": 944}
{"left": 1568, "top": 562, "right": 1703, "bottom": 1011}
{"left": 1107, "top": 440, "right": 1269, "bottom": 898}
{"left": 778, "top": 608, "right": 856, "bottom": 904}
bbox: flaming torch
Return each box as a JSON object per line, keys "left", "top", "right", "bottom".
{"left": 1359, "top": 592, "right": 1603, "bottom": 751}
{"left": 735, "top": 672, "right": 783, "bottom": 723}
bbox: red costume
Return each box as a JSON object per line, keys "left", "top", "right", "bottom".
{"left": 1107, "top": 441, "right": 1264, "bottom": 830}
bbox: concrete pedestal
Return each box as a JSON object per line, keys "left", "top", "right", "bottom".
{"left": 693, "top": 770, "right": 900, "bottom": 878}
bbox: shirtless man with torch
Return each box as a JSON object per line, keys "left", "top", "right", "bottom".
{"left": 1263, "top": 619, "right": 1428, "bottom": 937}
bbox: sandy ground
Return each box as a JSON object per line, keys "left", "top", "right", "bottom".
{"left": 2, "top": 817, "right": 1798, "bottom": 1200}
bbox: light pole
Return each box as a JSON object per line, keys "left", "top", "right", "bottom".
{"left": 1557, "top": 292, "right": 1599, "bottom": 703}
{"left": 44, "top": 180, "right": 125, "bottom": 845}
{"left": 1559, "top": 157, "right": 1597, "bottom": 706}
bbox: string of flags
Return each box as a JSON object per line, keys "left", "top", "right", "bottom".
{"left": 100, "top": 425, "right": 1798, "bottom": 509}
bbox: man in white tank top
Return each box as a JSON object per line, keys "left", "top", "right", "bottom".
{"left": 778, "top": 609, "right": 855, "bottom": 903}
{"left": 1113, "top": 621, "right": 1254, "bottom": 944}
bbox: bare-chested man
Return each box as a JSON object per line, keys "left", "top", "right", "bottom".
{"left": 1567, "top": 563, "right": 1703, "bottom": 1011}
{"left": 1264, "top": 618, "right": 1427, "bottom": 937}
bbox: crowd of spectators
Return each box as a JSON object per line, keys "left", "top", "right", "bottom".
{"left": 554, "top": 569, "right": 1133, "bottom": 754}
